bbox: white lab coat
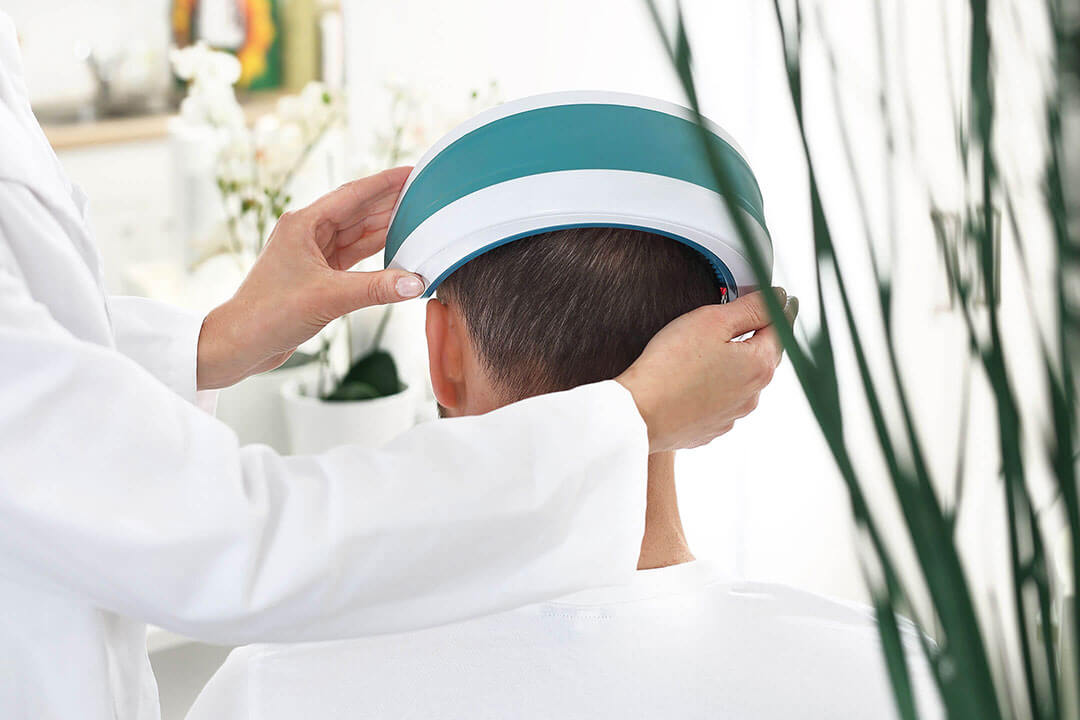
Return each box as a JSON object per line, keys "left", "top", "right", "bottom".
{"left": 0, "top": 13, "right": 647, "bottom": 720}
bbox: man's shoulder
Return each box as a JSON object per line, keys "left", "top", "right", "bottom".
{"left": 697, "top": 578, "right": 928, "bottom": 661}
{"left": 694, "top": 579, "right": 940, "bottom": 716}
{"left": 191, "top": 576, "right": 941, "bottom": 720}
{"left": 705, "top": 578, "right": 879, "bottom": 624}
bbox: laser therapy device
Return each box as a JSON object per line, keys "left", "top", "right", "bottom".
{"left": 384, "top": 91, "right": 772, "bottom": 299}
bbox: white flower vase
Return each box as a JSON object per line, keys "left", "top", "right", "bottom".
{"left": 280, "top": 380, "right": 418, "bottom": 455}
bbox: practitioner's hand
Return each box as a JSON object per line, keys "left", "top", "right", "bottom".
{"left": 616, "top": 288, "right": 798, "bottom": 453}
{"left": 196, "top": 167, "right": 424, "bottom": 390}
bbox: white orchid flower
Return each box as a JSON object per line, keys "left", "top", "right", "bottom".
{"left": 171, "top": 42, "right": 241, "bottom": 88}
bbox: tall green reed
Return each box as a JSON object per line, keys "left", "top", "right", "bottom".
{"left": 645, "top": 1, "right": 1078, "bottom": 717}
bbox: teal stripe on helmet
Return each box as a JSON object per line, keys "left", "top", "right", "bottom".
{"left": 384, "top": 103, "right": 767, "bottom": 267}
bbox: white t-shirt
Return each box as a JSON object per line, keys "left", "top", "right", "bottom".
{"left": 189, "top": 561, "right": 942, "bottom": 719}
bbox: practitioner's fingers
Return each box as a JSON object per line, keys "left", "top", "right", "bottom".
{"left": 743, "top": 295, "right": 799, "bottom": 368}
{"left": 717, "top": 288, "right": 787, "bottom": 341}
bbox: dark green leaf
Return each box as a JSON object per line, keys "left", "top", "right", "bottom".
{"left": 872, "top": 591, "right": 920, "bottom": 720}
{"left": 333, "top": 349, "right": 401, "bottom": 399}
{"left": 323, "top": 380, "right": 379, "bottom": 402}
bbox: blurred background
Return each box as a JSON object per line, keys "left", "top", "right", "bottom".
{"left": 4, "top": 0, "right": 1075, "bottom": 717}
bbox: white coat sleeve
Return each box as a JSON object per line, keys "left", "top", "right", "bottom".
{"left": 105, "top": 295, "right": 209, "bottom": 407}
{"left": 0, "top": 185, "right": 649, "bottom": 645}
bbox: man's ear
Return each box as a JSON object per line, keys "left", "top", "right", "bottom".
{"left": 425, "top": 297, "right": 465, "bottom": 411}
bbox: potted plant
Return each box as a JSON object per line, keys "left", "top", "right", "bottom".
{"left": 277, "top": 81, "right": 502, "bottom": 454}
{"left": 281, "top": 306, "right": 416, "bottom": 454}
{"left": 169, "top": 43, "right": 346, "bottom": 451}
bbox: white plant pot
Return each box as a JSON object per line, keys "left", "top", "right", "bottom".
{"left": 215, "top": 361, "right": 319, "bottom": 454}
{"left": 280, "top": 380, "right": 418, "bottom": 455}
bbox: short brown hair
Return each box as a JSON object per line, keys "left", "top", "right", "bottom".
{"left": 437, "top": 226, "right": 723, "bottom": 404}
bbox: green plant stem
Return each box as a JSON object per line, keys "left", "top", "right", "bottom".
{"left": 371, "top": 305, "right": 393, "bottom": 352}
{"left": 779, "top": 4, "right": 1001, "bottom": 716}
{"left": 647, "top": 1, "right": 1008, "bottom": 717}
{"left": 872, "top": 0, "right": 899, "bottom": 299}
{"left": 345, "top": 312, "right": 354, "bottom": 361}
{"left": 649, "top": 2, "right": 1080, "bottom": 716}
{"left": 968, "top": 2, "right": 1062, "bottom": 716}
{"left": 1044, "top": 0, "right": 1080, "bottom": 706}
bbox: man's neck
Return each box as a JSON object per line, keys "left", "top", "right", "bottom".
{"left": 637, "top": 452, "right": 695, "bottom": 570}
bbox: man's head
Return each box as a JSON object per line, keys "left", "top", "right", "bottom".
{"left": 426, "top": 226, "right": 723, "bottom": 416}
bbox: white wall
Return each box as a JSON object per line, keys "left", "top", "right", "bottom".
{"left": 3, "top": 0, "right": 171, "bottom": 111}
{"left": 339, "top": 0, "right": 771, "bottom": 171}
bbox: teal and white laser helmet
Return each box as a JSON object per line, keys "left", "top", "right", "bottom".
{"left": 383, "top": 90, "right": 772, "bottom": 300}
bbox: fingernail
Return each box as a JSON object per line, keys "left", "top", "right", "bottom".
{"left": 783, "top": 296, "right": 800, "bottom": 325}
{"left": 772, "top": 286, "right": 788, "bottom": 304}
{"left": 396, "top": 275, "right": 425, "bottom": 299}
